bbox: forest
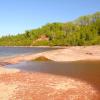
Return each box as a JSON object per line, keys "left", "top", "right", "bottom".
{"left": 0, "top": 12, "right": 100, "bottom": 46}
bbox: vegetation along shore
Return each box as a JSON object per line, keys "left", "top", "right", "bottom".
{"left": 0, "top": 12, "right": 100, "bottom": 46}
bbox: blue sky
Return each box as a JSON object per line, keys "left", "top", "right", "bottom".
{"left": 0, "top": 0, "right": 100, "bottom": 36}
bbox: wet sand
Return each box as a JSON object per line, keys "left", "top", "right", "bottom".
{"left": 0, "top": 70, "right": 99, "bottom": 100}
{"left": 0, "top": 60, "right": 100, "bottom": 99}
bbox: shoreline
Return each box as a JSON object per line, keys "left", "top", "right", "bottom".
{"left": 0, "top": 46, "right": 67, "bottom": 49}
{"left": 0, "top": 46, "right": 100, "bottom": 66}
{"left": 0, "top": 46, "right": 100, "bottom": 99}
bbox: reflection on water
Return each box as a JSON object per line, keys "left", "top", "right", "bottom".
{"left": 6, "top": 60, "right": 100, "bottom": 93}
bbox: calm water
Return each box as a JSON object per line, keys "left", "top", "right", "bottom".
{"left": 6, "top": 60, "right": 100, "bottom": 92}
{"left": 0, "top": 47, "right": 57, "bottom": 59}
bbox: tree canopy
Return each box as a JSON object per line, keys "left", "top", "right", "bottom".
{"left": 0, "top": 12, "right": 100, "bottom": 46}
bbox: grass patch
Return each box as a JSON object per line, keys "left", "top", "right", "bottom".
{"left": 33, "top": 56, "right": 52, "bottom": 62}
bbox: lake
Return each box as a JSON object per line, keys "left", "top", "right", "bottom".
{"left": 0, "top": 47, "right": 57, "bottom": 59}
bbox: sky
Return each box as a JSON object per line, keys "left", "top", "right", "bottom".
{"left": 0, "top": 0, "right": 100, "bottom": 36}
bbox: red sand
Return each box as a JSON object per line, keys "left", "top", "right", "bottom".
{"left": 0, "top": 46, "right": 100, "bottom": 99}
{"left": 0, "top": 71, "right": 99, "bottom": 100}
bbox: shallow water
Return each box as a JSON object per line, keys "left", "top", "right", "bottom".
{"left": 6, "top": 60, "right": 100, "bottom": 93}
{"left": 0, "top": 47, "right": 56, "bottom": 59}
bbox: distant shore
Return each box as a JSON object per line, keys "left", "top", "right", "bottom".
{"left": 0, "top": 46, "right": 66, "bottom": 48}
{"left": 0, "top": 46, "right": 99, "bottom": 66}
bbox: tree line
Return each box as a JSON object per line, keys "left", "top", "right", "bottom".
{"left": 0, "top": 12, "right": 100, "bottom": 46}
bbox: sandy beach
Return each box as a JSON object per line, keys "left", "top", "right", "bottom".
{"left": 1, "top": 46, "right": 100, "bottom": 65}
{"left": 0, "top": 46, "right": 100, "bottom": 100}
{"left": 0, "top": 71, "right": 99, "bottom": 100}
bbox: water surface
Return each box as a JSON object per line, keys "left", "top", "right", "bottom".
{"left": 0, "top": 47, "right": 57, "bottom": 59}
{"left": 6, "top": 60, "right": 100, "bottom": 92}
